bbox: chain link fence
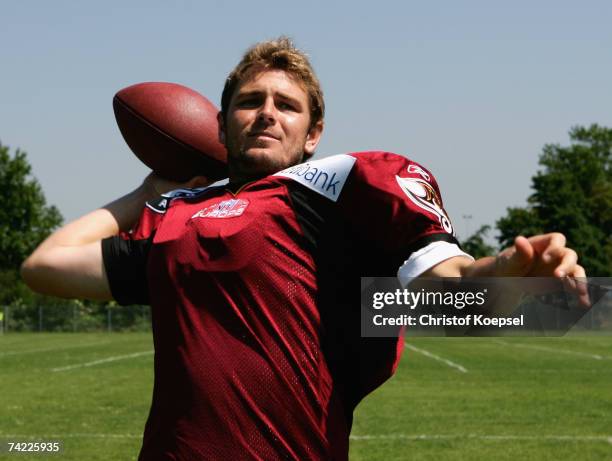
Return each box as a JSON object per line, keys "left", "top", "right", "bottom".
{"left": 0, "top": 302, "right": 151, "bottom": 333}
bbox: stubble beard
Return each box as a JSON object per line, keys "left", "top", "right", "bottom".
{"left": 227, "top": 142, "right": 305, "bottom": 182}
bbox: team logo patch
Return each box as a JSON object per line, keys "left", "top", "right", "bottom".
{"left": 407, "top": 164, "right": 431, "bottom": 181}
{"left": 395, "top": 176, "right": 454, "bottom": 234}
{"left": 191, "top": 199, "right": 250, "bottom": 219}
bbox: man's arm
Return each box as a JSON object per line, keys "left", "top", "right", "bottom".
{"left": 20, "top": 182, "right": 156, "bottom": 300}
{"left": 421, "top": 233, "right": 589, "bottom": 307}
{"left": 20, "top": 174, "right": 208, "bottom": 301}
{"left": 423, "top": 233, "right": 585, "bottom": 278}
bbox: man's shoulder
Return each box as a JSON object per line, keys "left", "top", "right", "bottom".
{"left": 348, "top": 151, "right": 434, "bottom": 179}
{"left": 271, "top": 151, "right": 434, "bottom": 202}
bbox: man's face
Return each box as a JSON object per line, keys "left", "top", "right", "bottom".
{"left": 219, "top": 69, "right": 323, "bottom": 182}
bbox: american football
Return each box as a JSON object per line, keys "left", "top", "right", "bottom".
{"left": 113, "top": 82, "right": 228, "bottom": 182}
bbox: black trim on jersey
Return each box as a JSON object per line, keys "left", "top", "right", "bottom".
{"left": 285, "top": 184, "right": 327, "bottom": 254}
{"left": 287, "top": 182, "right": 464, "bottom": 415}
{"left": 287, "top": 181, "right": 396, "bottom": 415}
{"left": 405, "top": 233, "right": 462, "bottom": 258}
{"left": 146, "top": 196, "right": 171, "bottom": 214}
{"left": 101, "top": 235, "right": 153, "bottom": 305}
{"left": 146, "top": 185, "right": 225, "bottom": 214}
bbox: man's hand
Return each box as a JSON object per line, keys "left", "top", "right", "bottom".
{"left": 431, "top": 232, "right": 586, "bottom": 279}
{"left": 424, "top": 232, "right": 590, "bottom": 307}
{"left": 495, "top": 233, "right": 589, "bottom": 307}
{"left": 495, "top": 233, "right": 585, "bottom": 278}
{"left": 141, "top": 172, "right": 212, "bottom": 198}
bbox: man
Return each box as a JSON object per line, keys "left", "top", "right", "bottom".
{"left": 22, "top": 38, "right": 585, "bottom": 460}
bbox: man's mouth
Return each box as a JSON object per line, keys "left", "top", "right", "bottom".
{"left": 248, "top": 132, "right": 279, "bottom": 141}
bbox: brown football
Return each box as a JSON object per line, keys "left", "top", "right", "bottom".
{"left": 113, "top": 82, "right": 227, "bottom": 182}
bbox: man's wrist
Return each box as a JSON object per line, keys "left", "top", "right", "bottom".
{"left": 460, "top": 256, "right": 498, "bottom": 278}
{"left": 104, "top": 185, "right": 153, "bottom": 233}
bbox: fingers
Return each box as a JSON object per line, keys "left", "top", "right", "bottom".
{"left": 537, "top": 243, "right": 590, "bottom": 307}
{"left": 514, "top": 236, "right": 534, "bottom": 261}
{"left": 545, "top": 247, "right": 578, "bottom": 277}
{"left": 526, "top": 232, "right": 566, "bottom": 260}
{"left": 524, "top": 232, "right": 579, "bottom": 278}
{"left": 499, "top": 232, "right": 587, "bottom": 281}
{"left": 569, "top": 264, "right": 587, "bottom": 279}
{"left": 499, "top": 232, "right": 590, "bottom": 308}
{"left": 143, "top": 173, "right": 212, "bottom": 196}
{"left": 185, "top": 175, "right": 212, "bottom": 188}
{"left": 525, "top": 240, "right": 590, "bottom": 307}
{"left": 566, "top": 264, "right": 590, "bottom": 308}
{"left": 494, "top": 236, "right": 536, "bottom": 276}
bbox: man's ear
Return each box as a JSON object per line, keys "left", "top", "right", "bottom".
{"left": 217, "top": 112, "right": 226, "bottom": 145}
{"left": 303, "top": 120, "right": 324, "bottom": 157}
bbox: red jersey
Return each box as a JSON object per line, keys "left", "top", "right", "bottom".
{"left": 102, "top": 151, "right": 463, "bottom": 460}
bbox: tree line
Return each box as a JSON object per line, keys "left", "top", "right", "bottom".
{"left": 1, "top": 125, "right": 610, "bottom": 329}
{"left": 459, "top": 124, "right": 610, "bottom": 278}
{"left": 0, "top": 143, "right": 139, "bottom": 331}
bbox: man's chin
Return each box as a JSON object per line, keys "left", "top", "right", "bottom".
{"left": 231, "top": 149, "right": 286, "bottom": 178}
{"left": 242, "top": 147, "right": 275, "bottom": 158}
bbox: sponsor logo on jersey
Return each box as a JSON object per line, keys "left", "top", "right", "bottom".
{"left": 273, "top": 154, "right": 356, "bottom": 202}
{"left": 407, "top": 164, "right": 431, "bottom": 181}
{"left": 395, "top": 176, "right": 454, "bottom": 234}
{"left": 191, "top": 199, "right": 250, "bottom": 219}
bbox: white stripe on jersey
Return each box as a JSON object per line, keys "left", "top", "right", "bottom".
{"left": 397, "top": 241, "right": 473, "bottom": 284}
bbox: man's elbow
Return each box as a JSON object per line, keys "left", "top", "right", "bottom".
{"left": 20, "top": 244, "right": 112, "bottom": 301}
{"left": 20, "top": 250, "right": 69, "bottom": 297}
{"left": 20, "top": 253, "right": 51, "bottom": 294}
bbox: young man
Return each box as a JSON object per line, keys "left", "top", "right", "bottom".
{"left": 22, "top": 38, "right": 585, "bottom": 460}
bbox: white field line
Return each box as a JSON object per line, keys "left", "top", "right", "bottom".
{"left": 349, "top": 434, "right": 612, "bottom": 445}
{"left": 493, "top": 339, "right": 612, "bottom": 361}
{"left": 404, "top": 343, "right": 468, "bottom": 373}
{"left": 0, "top": 433, "right": 141, "bottom": 439}
{"left": 0, "top": 341, "right": 113, "bottom": 358}
{"left": 51, "top": 350, "right": 153, "bottom": 372}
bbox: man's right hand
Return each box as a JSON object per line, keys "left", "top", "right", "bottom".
{"left": 141, "top": 172, "right": 211, "bottom": 198}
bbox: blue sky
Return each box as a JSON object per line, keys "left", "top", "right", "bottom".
{"left": 1, "top": 0, "right": 611, "bottom": 241}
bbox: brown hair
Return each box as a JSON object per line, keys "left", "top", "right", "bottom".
{"left": 220, "top": 37, "right": 325, "bottom": 131}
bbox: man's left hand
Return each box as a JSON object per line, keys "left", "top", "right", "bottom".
{"left": 495, "top": 233, "right": 585, "bottom": 278}
{"left": 495, "top": 233, "right": 589, "bottom": 307}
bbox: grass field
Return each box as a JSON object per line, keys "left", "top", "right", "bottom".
{"left": 1, "top": 333, "right": 611, "bottom": 460}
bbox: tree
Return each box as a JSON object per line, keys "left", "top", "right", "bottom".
{"left": 0, "top": 142, "right": 63, "bottom": 304}
{"left": 461, "top": 225, "right": 497, "bottom": 259}
{"left": 496, "top": 125, "right": 612, "bottom": 276}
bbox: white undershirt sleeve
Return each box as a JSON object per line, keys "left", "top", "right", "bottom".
{"left": 397, "top": 241, "right": 474, "bottom": 286}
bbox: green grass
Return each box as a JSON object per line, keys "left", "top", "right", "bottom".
{"left": 351, "top": 336, "right": 612, "bottom": 460}
{"left": 1, "top": 333, "right": 611, "bottom": 460}
{"left": 0, "top": 333, "right": 153, "bottom": 460}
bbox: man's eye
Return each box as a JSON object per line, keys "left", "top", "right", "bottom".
{"left": 237, "top": 98, "right": 259, "bottom": 108}
{"left": 278, "top": 102, "right": 296, "bottom": 111}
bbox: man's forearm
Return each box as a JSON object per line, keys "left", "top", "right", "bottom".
{"left": 37, "top": 183, "right": 155, "bottom": 250}
{"left": 458, "top": 256, "right": 498, "bottom": 278}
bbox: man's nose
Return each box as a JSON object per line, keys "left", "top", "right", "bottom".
{"left": 257, "top": 97, "right": 276, "bottom": 124}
